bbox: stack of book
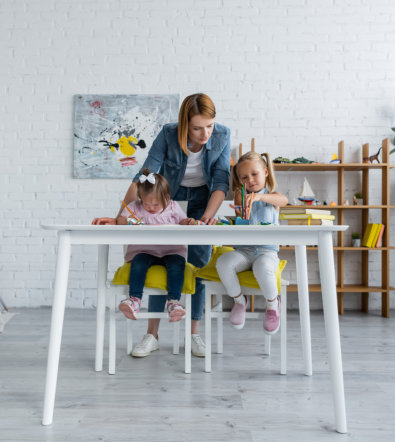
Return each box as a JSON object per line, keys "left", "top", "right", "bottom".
{"left": 279, "top": 207, "right": 335, "bottom": 225}
{"left": 361, "top": 223, "right": 385, "bottom": 248}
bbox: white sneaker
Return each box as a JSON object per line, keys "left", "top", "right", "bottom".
{"left": 191, "top": 334, "right": 206, "bottom": 357}
{"left": 131, "top": 334, "right": 159, "bottom": 358}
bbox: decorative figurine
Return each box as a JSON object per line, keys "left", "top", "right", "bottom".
{"left": 273, "top": 156, "right": 292, "bottom": 164}
{"left": 363, "top": 147, "right": 382, "bottom": 163}
{"left": 330, "top": 153, "right": 341, "bottom": 164}
{"left": 292, "top": 157, "right": 315, "bottom": 164}
{"left": 297, "top": 177, "right": 316, "bottom": 205}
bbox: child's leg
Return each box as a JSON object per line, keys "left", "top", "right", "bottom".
{"left": 162, "top": 254, "right": 186, "bottom": 302}
{"left": 129, "top": 253, "right": 157, "bottom": 299}
{"left": 162, "top": 254, "right": 186, "bottom": 322}
{"left": 216, "top": 250, "right": 252, "bottom": 329}
{"left": 216, "top": 250, "right": 251, "bottom": 299}
{"left": 251, "top": 251, "right": 280, "bottom": 302}
{"left": 252, "top": 251, "right": 281, "bottom": 334}
{"left": 119, "top": 253, "right": 158, "bottom": 320}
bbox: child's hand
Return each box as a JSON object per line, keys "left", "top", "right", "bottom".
{"left": 92, "top": 217, "right": 116, "bottom": 225}
{"left": 229, "top": 204, "right": 242, "bottom": 217}
{"left": 245, "top": 193, "right": 260, "bottom": 211}
{"left": 179, "top": 218, "right": 196, "bottom": 225}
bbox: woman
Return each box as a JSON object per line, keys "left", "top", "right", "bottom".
{"left": 97, "top": 93, "right": 231, "bottom": 357}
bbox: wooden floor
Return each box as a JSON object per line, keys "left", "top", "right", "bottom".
{"left": 1, "top": 308, "right": 395, "bottom": 441}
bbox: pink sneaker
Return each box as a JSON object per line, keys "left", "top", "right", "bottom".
{"left": 166, "top": 300, "right": 186, "bottom": 322}
{"left": 264, "top": 296, "right": 281, "bottom": 335}
{"left": 229, "top": 296, "right": 248, "bottom": 330}
{"left": 119, "top": 297, "right": 141, "bottom": 320}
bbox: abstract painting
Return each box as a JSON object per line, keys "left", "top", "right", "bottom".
{"left": 73, "top": 94, "right": 179, "bottom": 178}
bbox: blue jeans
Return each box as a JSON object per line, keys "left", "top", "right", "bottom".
{"left": 148, "top": 185, "right": 212, "bottom": 320}
{"left": 129, "top": 253, "right": 186, "bottom": 301}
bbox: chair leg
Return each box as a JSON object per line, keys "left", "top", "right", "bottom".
{"left": 264, "top": 334, "right": 271, "bottom": 355}
{"left": 184, "top": 294, "right": 191, "bottom": 374}
{"left": 173, "top": 321, "right": 180, "bottom": 354}
{"left": 217, "top": 295, "right": 223, "bottom": 354}
{"left": 108, "top": 294, "right": 117, "bottom": 375}
{"left": 280, "top": 284, "right": 287, "bottom": 375}
{"left": 205, "top": 291, "right": 212, "bottom": 373}
{"left": 126, "top": 318, "right": 133, "bottom": 355}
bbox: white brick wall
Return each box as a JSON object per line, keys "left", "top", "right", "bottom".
{"left": 1, "top": 0, "right": 395, "bottom": 310}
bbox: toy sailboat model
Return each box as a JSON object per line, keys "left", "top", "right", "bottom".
{"left": 298, "top": 177, "right": 316, "bottom": 205}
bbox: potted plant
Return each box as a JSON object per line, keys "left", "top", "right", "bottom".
{"left": 352, "top": 232, "right": 361, "bottom": 247}
{"left": 353, "top": 192, "right": 363, "bottom": 205}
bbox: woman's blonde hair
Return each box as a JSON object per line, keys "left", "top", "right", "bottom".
{"left": 232, "top": 151, "right": 277, "bottom": 192}
{"left": 136, "top": 169, "right": 171, "bottom": 212}
{"left": 178, "top": 93, "right": 216, "bottom": 155}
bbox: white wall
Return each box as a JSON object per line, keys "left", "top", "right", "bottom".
{"left": 1, "top": 0, "right": 394, "bottom": 310}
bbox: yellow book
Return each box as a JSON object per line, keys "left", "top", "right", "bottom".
{"left": 279, "top": 213, "right": 335, "bottom": 221}
{"left": 362, "top": 223, "right": 380, "bottom": 248}
{"left": 361, "top": 224, "right": 374, "bottom": 247}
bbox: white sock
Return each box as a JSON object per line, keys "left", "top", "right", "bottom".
{"left": 266, "top": 297, "right": 278, "bottom": 310}
{"left": 234, "top": 294, "right": 246, "bottom": 306}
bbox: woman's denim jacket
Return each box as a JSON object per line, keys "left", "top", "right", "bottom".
{"left": 133, "top": 122, "right": 231, "bottom": 199}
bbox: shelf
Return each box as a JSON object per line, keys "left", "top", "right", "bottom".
{"left": 280, "top": 246, "right": 395, "bottom": 251}
{"left": 287, "top": 284, "right": 395, "bottom": 293}
{"left": 281, "top": 205, "right": 395, "bottom": 209}
{"left": 274, "top": 163, "right": 390, "bottom": 172}
{"left": 275, "top": 139, "right": 392, "bottom": 317}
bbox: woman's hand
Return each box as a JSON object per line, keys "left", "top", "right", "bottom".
{"left": 200, "top": 216, "right": 217, "bottom": 225}
{"left": 92, "top": 217, "right": 116, "bottom": 225}
{"left": 179, "top": 218, "right": 196, "bottom": 225}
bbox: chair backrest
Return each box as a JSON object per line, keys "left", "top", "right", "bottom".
{"left": 175, "top": 200, "right": 234, "bottom": 218}
{"left": 216, "top": 201, "right": 234, "bottom": 217}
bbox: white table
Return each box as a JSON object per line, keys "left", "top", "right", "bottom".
{"left": 41, "top": 224, "right": 348, "bottom": 433}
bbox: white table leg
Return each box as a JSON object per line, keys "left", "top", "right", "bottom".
{"left": 318, "top": 232, "right": 347, "bottom": 434}
{"left": 42, "top": 231, "right": 71, "bottom": 426}
{"left": 184, "top": 294, "right": 191, "bottom": 374}
{"left": 95, "top": 245, "right": 109, "bottom": 372}
{"left": 295, "top": 245, "right": 312, "bottom": 376}
{"left": 205, "top": 291, "right": 212, "bottom": 373}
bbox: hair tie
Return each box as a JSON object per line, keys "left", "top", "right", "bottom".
{"left": 139, "top": 173, "right": 156, "bottom": 184}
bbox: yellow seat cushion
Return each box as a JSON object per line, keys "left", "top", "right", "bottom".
{"left": 196, "top": 246, "right": 287, "bottom": 292}
{"left": 112, "top": 261, "right": 198, "bottom": 294}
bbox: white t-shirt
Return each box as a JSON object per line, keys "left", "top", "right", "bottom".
{"left": 180, "top": 147, "right": 207, "bottom": 187}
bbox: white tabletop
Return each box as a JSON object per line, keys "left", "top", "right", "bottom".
{"left": 42, "top": 224, "right": 348, "bottom": 232}
{"left": 41, "top": 223, "right": 348, "bottom": 247}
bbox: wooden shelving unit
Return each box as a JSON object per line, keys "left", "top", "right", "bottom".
{"left": 275, "top": 138, "right": 394, "bottom": 317}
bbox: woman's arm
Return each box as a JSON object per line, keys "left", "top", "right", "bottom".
{"left": 201, "top": 190, "right": 226, "bottom": 225}
{"left": 210, "top": 128, "right": 231, "bottom": 196}
{"left": 115, "top": 182, "right": 139, "bottom": 217}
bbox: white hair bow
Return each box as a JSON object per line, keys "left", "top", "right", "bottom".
{"left": 139, "top": 173, "right": 156, "bottom": 184}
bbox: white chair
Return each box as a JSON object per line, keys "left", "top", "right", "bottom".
{"left": 203, "top": 279, "right": 290, "bottom": 374}
{"left": 108, "top": 278, "right": 192, "bottom": 375}
{"left": 201, "top": 201, "right": 312, "bottom": 375}
{"left": 107, "top": 246, "right": 192, "bottom": 375}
